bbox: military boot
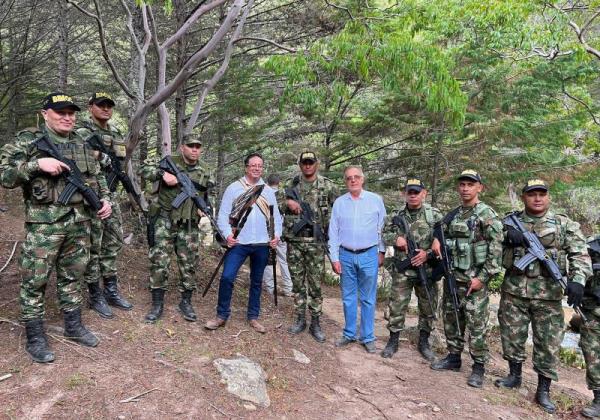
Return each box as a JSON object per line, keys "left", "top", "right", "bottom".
{"left": 63, "top": 308, "right": 99, "bottom": 347}
{"left": 145, "top": 289, "right": 165, "bottom": 323}
{"left": 535, "top": 374, "right": 556, "bottom": 414}
{"left": 178, "top": 290, "right": 197, "bottom": 322}
{"left": 494, "top": 361, "right": 522, "bottom": 389}
{"left": 309, "top": 315, "right": 326, "bottom": 343}
{"left": 582, "top": 390, "right": 600, "bottom": 418}
{"left": 381, "top": 331, "right": 400, "bottom": 358}
{"left": 431, "top": 353, "right": 461, "bottom": 371}
{"left": 418, "top": 330, "right": 435, "bottom": 362}
{"left": 467, "top": 362, "right": 485, "bottom": 388}
{"left": 88, "top": 282, "right": 113, "bottom": 319}
{"left": 103, "top": 276, "right": 133, "bottom": 310}
{"left": 288, "top": 312, "right": 306, "bottom": 334}
{"left": 25, "top": 319, "right": 54, "bottom": 363}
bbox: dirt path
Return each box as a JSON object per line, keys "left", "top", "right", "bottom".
{"left": 0, "top": 189, "right": 592, "bottom": 419}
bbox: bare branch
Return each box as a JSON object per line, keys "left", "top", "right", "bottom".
{"left": 562, "top": 86, "right": 600, "bottom": 126}
{"left": 324, "top": 0, "right": 354, "bottom": 20}
{"left": 234, "top": 36, "right": 297, "bottom": 53}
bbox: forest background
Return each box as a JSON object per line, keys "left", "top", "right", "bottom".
{"left": 1, "top": 0, "right": 599, "bottom": 232}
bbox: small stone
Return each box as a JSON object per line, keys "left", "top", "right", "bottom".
{"left": 418, "top": 402, "right": 428, "bottom": 407}
{"left": 117, "top": 416, "right": 126, "bottom": 420}
{"left": 243, "top": 403, "right": 256, "bottom": 411}
{"left": 432, "top": 406, "right": 441, "bottom": 412}
{"left": 292, "top": 349, "right": 310, "bottom": 364}
{"left": 518, "top": 388, "right": 529, "bottom": 397}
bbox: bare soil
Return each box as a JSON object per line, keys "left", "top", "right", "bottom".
{"left": 0, "top": 188, "right": 593, "bottom": 419}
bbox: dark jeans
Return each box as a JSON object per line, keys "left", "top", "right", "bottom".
{"left": 216, "top": 244, "right": 269, "bottom": 321}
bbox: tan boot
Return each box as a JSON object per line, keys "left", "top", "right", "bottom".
{"left": 204, "top": 318, "right": 226, "bottom": 330}
{"left": 248, "top": 319, "right": 266, "bottom": 334}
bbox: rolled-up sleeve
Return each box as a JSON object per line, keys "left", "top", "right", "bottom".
{"left": 217, "top": 184, "right": 235, "bottom": 239}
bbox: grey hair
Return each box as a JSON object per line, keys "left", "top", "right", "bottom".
{"left": 344, "top": 165, "right": 365, "bottom": 179}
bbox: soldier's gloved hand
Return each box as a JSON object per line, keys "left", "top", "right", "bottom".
{"left": 566, "top": 282, "right": 584, "bottom": 307}
{"left": 505, "top": 226, "right": 524, "bottom": 247}
{"left": 591, "top": 287, "right": 600, "bottom": 305}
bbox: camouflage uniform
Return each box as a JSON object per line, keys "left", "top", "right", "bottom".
{"left": 582, "top": 238, "right": 600, "bottom": 391}
{"left": 441, "top": 202, "right": 503, "bottom": 364}
{"left": 499, "top": 211, "right": 591, "bottom": 381}
{"left": 76, "top": 118, "right": 125, "bottom": 284}
{"left": 382, "top": 204, "right": 442, "bottom": 333}
{"left": 0, "top": 127, "right": 109, "bottom": 320}
{"left": 140, "top": 154, "right": 214, "bottom": 292}
{"left": 283, "top": 174, "right": 338, "bottom": 317}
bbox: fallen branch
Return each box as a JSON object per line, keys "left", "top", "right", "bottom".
{"left": 356, "top": 395, "right": 390, "bottom": 420}
{"left": 231, "top": 329, "right": 249, "bottom": 338}
{"left": 119, "top": 387, "right": 158, "bottom": 403}
{"left": 154, "top": 358, "right": 211, "bottom": 384}
{"left": 0, "top": 373, "right": 12, "bottom": 382}
{"left": 208, "top": 401, "right": 231, "bottom": 417}
{"left": 0, "top": 317, "right": 20, "bottom": 328}
{"left": 0, "top": 240, "right": 18, "bottom": 274}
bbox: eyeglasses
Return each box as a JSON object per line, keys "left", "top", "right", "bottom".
{"left": 345, "top": 175, "right": 362, "bottom": 181}
{"left": 246, "top": 164, "right": 264, "bottom": 169}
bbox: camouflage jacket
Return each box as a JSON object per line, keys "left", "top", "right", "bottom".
{"left": 139, "top": 154, "right": 215, "bottom": 225}
{"left": 382, "top": 203, "right": 443, "bottom": 277}
{"left": 282, "top": 174, "right": 338, "bottom": 242}
{"left": 75, "top": 118, "right": 126, "bottom": 174}
{"left": 0, "top": 127, "right": 109, "bottom": 223}
{"left": 502, "top": 210, "right": 592, "bottom": 301}
{"left": 443, "top": 201, "right": 503, "bottom": 284}
{"left": 584, "top": 236, "right": 600, "bottom": 310}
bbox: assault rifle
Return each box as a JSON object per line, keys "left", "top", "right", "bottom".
{"left": 589, "top": 239, "right": 600, "bottom": 272}
{"left": 86, "top": 133, "right": 145, "bottom": 213}
{"left": 268, "top": 204, "right": 278, "bottom": 306}
{"left": 158, "top": 155, "right": 225, "bottom": 246}
{"left": 432, "top": 209, "right": 462, "bottom": 336}
{"left": 392, "top": 214, "right": 436, "bottom": 319}
{"left": 505, "top": 212, "right": 587, "bottom": 322}
{"left": 285, "top": 187, "right": 332, "bottom": 263}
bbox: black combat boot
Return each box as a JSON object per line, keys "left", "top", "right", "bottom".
{"left": 63, "top": 308, "right": 99, "bottom": 347}
{"left": 582, "top": 390, "right": 600, "bottom": 418}
{"left": 535, "top": 374, "right": 556, "bottom": 414}
{"left": 88, "top": 282, "right": 113, "bottom": 319}
{"left": 25, "top": 319, "right": 54, "bottom": 363}
{"left": 494, "top": 361, "right": 522, "bottom": 389}
{"left": 288, "top": 312, "right": 306, "bottom": 334}
{"left": 418, "top": 330, "right": 435, "bottom": 362}
{"left": 145, "top": 289, "right": 165, "bottom": 323}
{"left": 103, "top": 276, "right": 133, "bottom": 310}
{"left": 178, "top": 290, "right": 197, "bottom": 322}
{"left": 467, "top": 362, "right": 485, "bottom": 388}
{"left": 381, "top": 331, "right": 400, "bottom": 358}
{"left": 309, "top": 315, "right": 326, "bottom": 343}
{"left": 431, "top": 353, "right": 462, "bottom": 371}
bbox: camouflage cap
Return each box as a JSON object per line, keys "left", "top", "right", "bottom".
{"left": 457, "top": 169, "right": 482, "bottom": 183}
{"left": 404, "top": 177, "right": 425, "bottom": 192}
{"left": 299, "top": 151, "right": 317, "bottom": 163}
{"left": 42, "top": 92, "right": 81, "bottom": 111}
{"left": 522, "top": 178, "right": 548, "bottom": 193}
{"left": 183, "top": 135, "right": 202, "bottom": 146}
{"left": 88, "top": 91, "right": 116, "bottom": 107}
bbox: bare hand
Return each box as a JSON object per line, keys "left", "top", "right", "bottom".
{"left": 395, "top": 236, "right": 407, "bottom": 252}
{"left": 269, "top": 236, "right": 280, "bottom": 249}
{"left": 38, "top": 158, "right": 70, "bottom": 176}
{"left": 92, "top": 150, "right": 102, "bottom": 160}
{"left": 431, "top": 238, "right": 442, "bottom": 258}
{"left": 97, "top": 199, "right": 112, "bottom": 220}
{"left": 226, "top": 234, "right": 239, "bottom": 248}
{"left": 286, "top": 199, "right": 302, "bottom": 215}
{"left": 378, "top": 252, "right": 385, "bottom": 267}
{"left": 410, "top": 249, "right": 427, "bottom": 267}
{"left": 467, "top": 278, "right": 483, "bottom": 296}
{"left": 332, "top": 261, "right": 342, "bottom": 275}
{"left": 162, "top": 172, "right": 178, "bottom": 186}
{"left": 197, "top": 209, "right": 207, "bottom": 218}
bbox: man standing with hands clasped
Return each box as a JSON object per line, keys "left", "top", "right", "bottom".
{"left": 328, "top": 166, "right": 386, "bottom": 353}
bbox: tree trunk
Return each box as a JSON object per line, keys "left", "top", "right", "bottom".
{"left": 57, "top": 2, "right": 69, "bottom": 90}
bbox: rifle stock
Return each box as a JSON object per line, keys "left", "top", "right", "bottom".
{"left": 268, "top": 205, "right": 278, "bottom": 306}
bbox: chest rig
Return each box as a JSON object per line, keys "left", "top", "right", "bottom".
{"left": 446, "top": 204, "right": 489, "bottom": 273}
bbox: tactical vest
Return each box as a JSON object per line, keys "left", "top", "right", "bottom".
{"left": 78, "top": 120, "right": 127, "bottom": 159}
{"left": 156, "top": 154, "right": 212, "bottom": 224}
{"left": 446, "top": 203, "right": 491, "bottom": 273}
{"left": 23, "top": 128, "right": 99, "bottom": 206}
{"left": 284, "top": 174, "right": 335, "bottom": 239}
{"left": 502, "top": 212, "right": 568, "bottom": 277}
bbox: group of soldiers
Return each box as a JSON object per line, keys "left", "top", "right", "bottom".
{"left": 1, "top": 91, "right": 600, "bottom": 417}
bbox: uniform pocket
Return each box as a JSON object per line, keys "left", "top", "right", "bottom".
{"left": 473, "top": 240, "right": 488, "bottom": 265}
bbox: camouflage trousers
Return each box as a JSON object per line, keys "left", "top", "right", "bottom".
{"left": 498, "top": 292, "right": 563, "bottom": 381}
{"left": 386, "top": 272, "right": 438, "bottom": 333}
{"left": 83, "top": 197, "right": 123, "bottom": 284}
{"left": 442, "top": 282, "right": 489, "bottom": 364}
{"left": 148, "top": 216, "right": 199, "bottom": 292}
{"left": 579, "top": 307, "right": 600, "bottom": 389}
{"left": 19, "top": 214, "right": 90, "bottom": 320}
{"left": 287, "top": 241, "right": 325, "bottom": 316}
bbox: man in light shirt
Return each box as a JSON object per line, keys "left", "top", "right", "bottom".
{"left": 328, "top": 166, "right": 386, "bottom": 353}
{"left": 204, "top": 153, "right": 282, "bottom": 333}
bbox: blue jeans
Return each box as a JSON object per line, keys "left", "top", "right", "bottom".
{"left": 216, "top": 244, "right": 269, "bottom": 321}
{"left": 339, "top": 246, "right": 379, "bottom": 343}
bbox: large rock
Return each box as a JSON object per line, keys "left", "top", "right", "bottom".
{"left": 213, "top": 355, "right": 270, "bottom": 408}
